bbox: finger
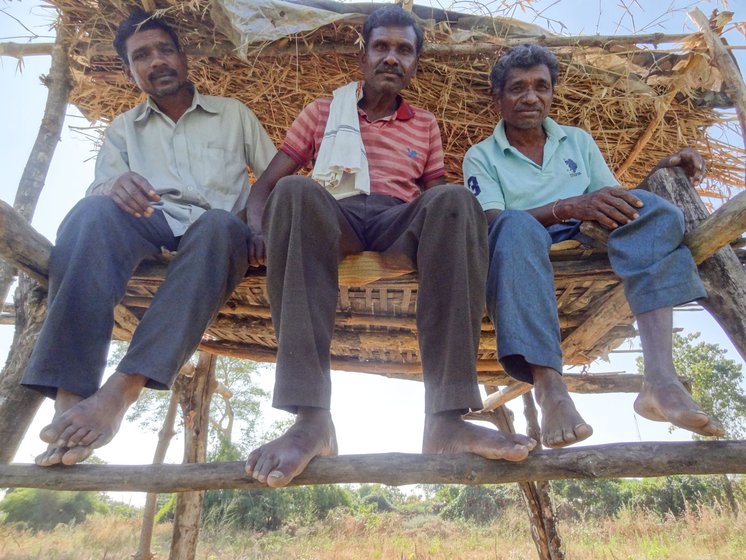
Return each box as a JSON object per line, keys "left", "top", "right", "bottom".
{"left": 129, "top": 173, "right": 161, "bottom": 201}
{"left": 111, "top": 190, "right": 144, "bottom": 217}
{"left": 611, "top": 189, "right": 644, "bottom": 210}
{"left": 597, "top": 205, "right": 634, "bottom": 226}
{"left": 120, "top": 182, "right": 158, "bottom": 216}
{"left": 592, "top": 209, "right": 621, "bottom": 230}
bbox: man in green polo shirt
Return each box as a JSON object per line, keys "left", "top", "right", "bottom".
{"left": 464, "top": 44, "right": 723, "bottom": 447}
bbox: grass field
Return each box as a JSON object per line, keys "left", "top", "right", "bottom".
{"left": 1, "top": 504, "right": 744, "bottom": 559}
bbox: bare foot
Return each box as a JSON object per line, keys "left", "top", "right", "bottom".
{"left": 36, "top": 392, "right": 88, "bottom": 467}
{"left": 37, "top": 371, "right": 147, "bottom": 466}
{"left": 422, "top": 411, "right": 536, "bottom": 462}
{"left": 634, "top": 379, "right": 725, "bottom": 437}
{"left": 245, "top": 407, "right": 338, "bottom": 487}
{"left": 533, "top": 368, "right": 593, "bottom": 448}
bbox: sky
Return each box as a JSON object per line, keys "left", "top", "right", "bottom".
{"left": 1, "top": 0, "right": 745, "bottom": 504}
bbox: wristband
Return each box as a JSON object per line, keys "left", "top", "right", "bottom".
{"left": 551, "top": 199, "right": 567, "bottom": 223}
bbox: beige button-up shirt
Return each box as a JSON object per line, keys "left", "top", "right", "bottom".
{"left": 88, "top": 89, "right": 276, "bottom": 236}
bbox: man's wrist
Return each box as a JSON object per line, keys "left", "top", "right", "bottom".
{"left": 551, "top": 198, "right": 569, "bottom": 223}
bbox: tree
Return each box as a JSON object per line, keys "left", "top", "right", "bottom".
{"left": 111, "top": 342, "right": 270, "bottom": 456}
{"left": 0, "top": 488, "right": 108, "bottom": 531}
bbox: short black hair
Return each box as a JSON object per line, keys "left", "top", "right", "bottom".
{"left": 490, "top": 44, "right": 559, "bottom": 94}
{"left": 113, "top": 7, "right": 181, "bottom": 65}
{"left": 362, "top": 6, "right": 424, "bottom": 56}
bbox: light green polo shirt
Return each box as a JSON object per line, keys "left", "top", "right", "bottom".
{"left": 463, "top": 117, "right": 618, "bottom": 211}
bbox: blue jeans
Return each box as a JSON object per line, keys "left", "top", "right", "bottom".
{"left": 486, "top": 189, "right": 706, "bottom": 384}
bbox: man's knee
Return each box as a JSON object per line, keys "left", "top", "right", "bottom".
{"left": 627, "top": 189, "right": 685, "bottom": 229}
{"left": 190, "top": 209, "right": 249, "bottom": 241}
{"left": 489, "top": 210, "right": 551, "bottom": 253}
{"left": 271, "top": 176, "right": 325, "bottom": 205}
{"left": 62, "top": 196, "right": 122, "bottom": 228}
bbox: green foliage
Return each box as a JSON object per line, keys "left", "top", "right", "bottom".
{"left": 202, "top": 485, "right": 353, "bottom": 531}
{"left": 636, "top": 332, "right": 746, "bottom": 438}
{"left": 626, "top": 475, "right": 731, "bottom": 517}
{"left": 0, "top": 488, "right": 108, "bottom": 531}
{"left": 438, "top": 485, "right": 515, "bottom": 524}
{"left": 552, "top": 475, "right": 743, "bottom": 520}
{"left": 552, "top": 479, "right": 634, "bottom": 519}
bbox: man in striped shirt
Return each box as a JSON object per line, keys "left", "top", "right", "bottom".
{"left": 244, "top": 6, "right": 536, "bottom": 488}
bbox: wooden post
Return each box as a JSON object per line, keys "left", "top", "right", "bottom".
{"left": 0, "top": 22, "right": 72, "bottom": 301}
{"left": 169, "top": 353, "right": 217, "bottom": 560}
{"left": 641, "top": 167, "right": 746, "bottom": 363}
{"left": 0, "top": 22, "right": 72, "bottom": 463}
{"left": 135, "top": 387, "right": 182, "bottom": 560}
{"left": 475, "top": 385, "right": 565, "bottom": 560}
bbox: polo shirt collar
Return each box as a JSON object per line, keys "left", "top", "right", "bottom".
{"left": 136, "top": 85, "right": 218, "bottom": 122}
{"left": 358, "top": 96, "right": 415, "bottom": 122}
{"left": 492, "top": 117, "right": 567, "bottom": 153}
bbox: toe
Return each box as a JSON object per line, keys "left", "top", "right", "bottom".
{"left": 266, "top": 469, "right": 291, "bottom": 488}
{"left": 61, "top": 446, "right": 92, "bottom": 466}
{"left": 39, "top": 424, "right": 64, "bottom": 445}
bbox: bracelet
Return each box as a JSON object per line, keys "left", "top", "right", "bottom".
{"left": 551, "top": 199, "right": 565, "bottom": 222}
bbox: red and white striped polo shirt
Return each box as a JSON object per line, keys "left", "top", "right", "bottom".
{"left": 280, "top": 96, "right": 446, "bottom": 202}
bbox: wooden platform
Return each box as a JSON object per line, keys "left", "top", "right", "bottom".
{"left": 117, "top": 242, "right": 635, "bottom": 387}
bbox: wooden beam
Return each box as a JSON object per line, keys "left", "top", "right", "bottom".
{"left": 685, "top": 189, "right": 746, "bottom": 264}
{"left": 2, "top": 441, "right": 744, "bottom": 491}
{"left": 0, "top": 31, "right": 701, "bottom": 62}
{"left": 0, "top": 197, "right": 52, "bottom": 287}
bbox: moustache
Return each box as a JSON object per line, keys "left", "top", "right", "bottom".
{"left": 148, "top": 69, "right": 178, "bottom": 81}
{"left": 375, "top": 65, "right": 403, "bottom": 76}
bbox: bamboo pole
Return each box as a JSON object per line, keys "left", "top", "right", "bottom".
{"left": 2, "top": 441, "right": 745, "bottom": 491}
{"left": 0, "top": 31, "right": 704, "bottom": 61}
{"left": 689, "top": 8, "right": 746, "bottom": 184}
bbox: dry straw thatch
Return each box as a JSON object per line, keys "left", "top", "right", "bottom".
{"left": 49, "top": 0, "right": 744, "bottom": 197}
{"left": 34, "top": 0, "right": 745, "bottom": 373}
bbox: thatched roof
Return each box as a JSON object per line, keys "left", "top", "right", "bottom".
{"left": 35, "top": 0, "right": 745, "bottom": 382}
{"left": 50, "top": 0, "right": 744, "bottom": 196}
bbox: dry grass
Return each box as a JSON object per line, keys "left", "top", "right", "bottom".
{"left": 46, "top": 0, "right": 745, "bottom": 195}
{"left": 1, "top": 505, "right": 745, "bottom": 559}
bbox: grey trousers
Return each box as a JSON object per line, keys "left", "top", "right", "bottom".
{"left": 263, "top": 176, "right": 487, "bottom": 414}
{"left": 487, "top": 189, "right": 707, "bottom": 384}
{"left": 22, "top": 196, "right": 250, "bottom": 399}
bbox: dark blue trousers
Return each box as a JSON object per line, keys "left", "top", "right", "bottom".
{"left": 22, "top": 196, "right": 250, "bottom": 398}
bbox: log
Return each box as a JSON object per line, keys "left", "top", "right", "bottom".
{"left": 0, "top": 28, "right": 72, "bottom": 300}
{"left": 3, "top": 441, "right": 745, "bottom": 491}
{"left": 0, "top": 277, "right": 47, "bottom": 464}
{"left": 169, "top": 353, "right": 215, "bottom": 560}
{"left": 0, "top": 199, "right": 52, "bottom": 287}
{"left": 4, "top": 32, "right": 699, "bottom": 62}
{"left": 643, "top": 167, "right": 746, "bottom": 364}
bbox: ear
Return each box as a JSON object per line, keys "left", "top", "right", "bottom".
{"left": 491, "top": 92, "right": 502, "bottom": 113}
{"left": 123, "top": 63, "right": 136, "bottom": 86}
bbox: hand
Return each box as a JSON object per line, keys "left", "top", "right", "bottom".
{"left": 99, "top": 172, "right": 161, "bottom": 218}
{"left": 560, "top": 187, "right": 643, "bottom": 230}
{"left": 656, "top": 147, "right": 706, "bottom": 186}
{"left": 247, "top": 228, "right": 266, "bottom": 267}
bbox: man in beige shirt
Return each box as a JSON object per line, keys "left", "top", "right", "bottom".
{"left": 23, "top": 8, "right": 276, "bottom": 466}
